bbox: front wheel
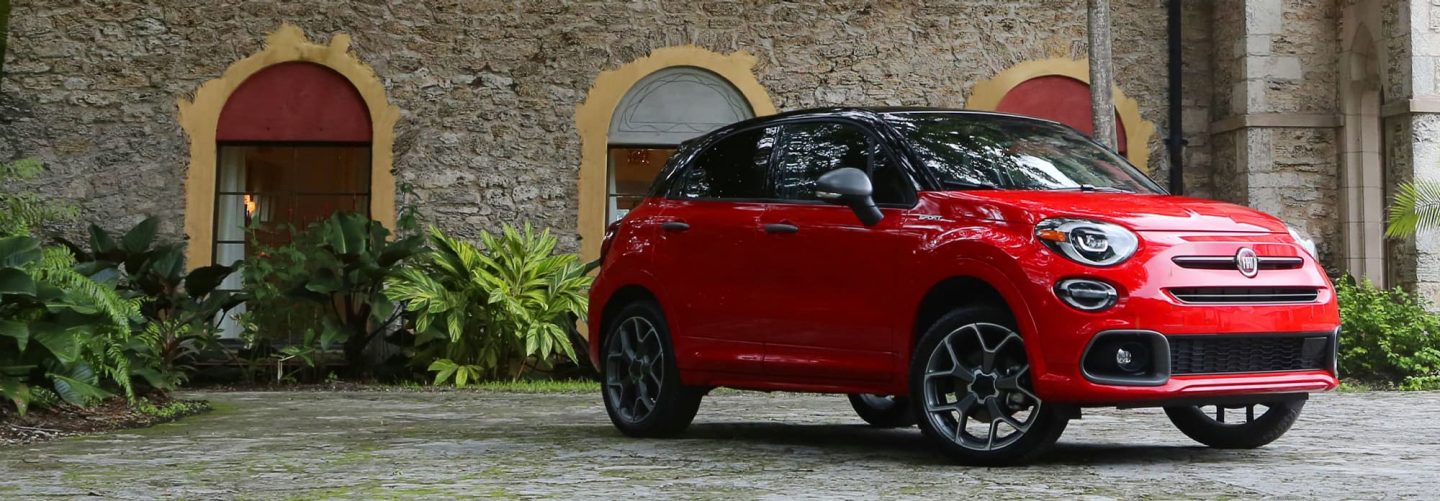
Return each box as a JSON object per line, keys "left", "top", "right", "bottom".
{"left": 601, "top": 301, "right": 704, "bottom": 438}
{"left": 1164, "top": 399, "right": 1305, "bottom": 449}
{"left": 909, "top": 306, "right": 1070, "bottom": 466}
{"left": 847, "top": 394, "right": 916, "bottom": 428}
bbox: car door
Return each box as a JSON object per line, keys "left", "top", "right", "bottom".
{"left": 651, "top": 126, "right": 779, "bottom": 376}
{"left": 758, "top": 120, "right": 919, "bottom": 382}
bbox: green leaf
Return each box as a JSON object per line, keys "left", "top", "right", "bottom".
{"left": 429, "top": 359, "right": 459, "bottom": 386}
{"left": 49, "top": 371, "right": 109, "bottom": 407}
{"left": 87, "top": 223, "right": 119, "bottom": 259}
{"left": 120, "top": 216, "right": 160, "bottom": 254}
{"left": 0, "top": 267, "right": 36, "bottom": 296}
{"left": 1387, "top": 181, "right": 1440, "bottom": 238}
{"left": 0, "top": 320, "right": 29, "bottom": 352}
{"left": 184, "top": 263, "right": 235, "bottom": 298}
{"left": 0, "top": 377, "right": 32, "bottom": 416}
{"left": 0, "top": 235, "right": 41, "bottom": 267}
{"left": 32, "top": 327, "right": 84, "bottom": 364}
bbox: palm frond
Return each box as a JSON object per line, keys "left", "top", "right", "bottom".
{"left": 1388, "top": 181, "right": 1440, "bottom": 238}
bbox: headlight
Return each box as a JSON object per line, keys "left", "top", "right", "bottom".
{"left": 1035, "top": 218, "right": 1139, "bottom": 266}
{"left": 1286, "top": 223, "right": 1317, "bottom": 259}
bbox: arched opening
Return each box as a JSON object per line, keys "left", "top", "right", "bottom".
{"left": 212, "top": 62, "right": 374, "bottom": 269}
{"left": 966, "top": 58, "right": 1155, "bottom": 172}
{"left": 178, "top": 24, "right": 400, "bottom": 271}
{"left": 1340, "top": 20, "right": 1386, "bottom": 285}
{"left": 995, "top": 75, "right": 1130, "bottom": 157}
{"left": 575, "top": 46, "right": 776, "bottom": 261}
{"left": 178, "top": 25, "right": 400, "bottom": 339}
{"left": 605, "top": 67, "right": 754, "bottom": 223}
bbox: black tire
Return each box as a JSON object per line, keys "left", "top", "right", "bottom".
{"left": 600, "top": 301, "right": 704, "bottom": 438}
{"left": 909, "top": 305, "right": 1070, "bottom": 466}
{"left": 846, "top": 394, "right": 917, "bottom": 428}
{"left": 1164, "top": 398, "right": 1305, "bottom": 449}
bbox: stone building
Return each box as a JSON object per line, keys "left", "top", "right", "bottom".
{"left": 0, "top": 1, "right": 1436, "bottom": 298}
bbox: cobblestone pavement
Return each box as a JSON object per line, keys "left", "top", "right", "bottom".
{"left": 1, "top": 390, "right": 1436, "bottom": 499}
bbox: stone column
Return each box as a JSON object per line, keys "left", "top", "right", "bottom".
{"left": 1380, "top": 0, "right": 1440, "bottom": 300}
{"left": 1208, "top": 0, "right": 1341, "bottom": 270}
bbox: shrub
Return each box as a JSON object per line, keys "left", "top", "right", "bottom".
{"left": 386, "top": 224, "right": 591, "bottom": 384}
{"left": 66, "top": 216, "right": 243, "bottom": 391}
{"left": 1337, "top": 279, "right": 1440, "bottom": 388}
{"left": 240, "top": 212, "right": 425, "bottom": 376}
{"left": 0, "top": 159, "right": 141, "bottom": 414}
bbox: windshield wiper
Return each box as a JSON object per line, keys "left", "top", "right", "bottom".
{"left": 1046, "top": 184, "right": 1135, "bottom": 193}
{"left": 940, "top": 180, "right": 1001, "bottom": 191}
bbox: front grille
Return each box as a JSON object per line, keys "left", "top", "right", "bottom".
{"left": 1172, "top": 255, "right": 1304, "bottom": 270}
{"left": 1169, "top": 334, "right": 1331, "bottom": 374}
{"left": 1168, "top": 286, "right": 1320, "bottom": 304}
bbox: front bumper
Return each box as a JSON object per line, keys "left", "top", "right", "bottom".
{"left": 1020, "top": 234, "right": 1340, "bottom": 406}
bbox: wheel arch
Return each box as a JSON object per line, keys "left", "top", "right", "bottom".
{"left": 908, "top": 267, "right": 1041, "bottom": 367}
{"left": 595, "top": 284, "right": 661, "bottom": 368}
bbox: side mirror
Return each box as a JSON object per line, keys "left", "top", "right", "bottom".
{"left": 816, "top": 167, "right": 884, "bottom": 226}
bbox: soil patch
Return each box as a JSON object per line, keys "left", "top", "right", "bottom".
{"left": 1, "top": 394, "right": 210, "bottom": 446}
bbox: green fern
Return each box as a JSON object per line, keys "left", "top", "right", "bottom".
{"left": 0, "top": 159, "right": 78, "bottom": 237}
{"left": 1387, "top": 181, "right": 1440, "bottom": 238}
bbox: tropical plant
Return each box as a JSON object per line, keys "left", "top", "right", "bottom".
{"left": 244, "top": 212, "right": 426, "bottom": 374}
{"left": 63, "top": 216, "right": 243, "bottom": 390}
{"left": 0, "top": 159, "right": 140, "bottom": 415}
{"left": 386, "top": 224, "right": 591, "bottom": 385}
{"left": 1386, "top": 181, "right": 1440, "bottom": 238}
{"left": 0, "top": 159, "right": 78, "bottom": 237}
{"left": 0, "top": 235, "right": 140, "bottom": 414}
{"left": 1336, "top": 279, "right": 1440, "bottom": 387}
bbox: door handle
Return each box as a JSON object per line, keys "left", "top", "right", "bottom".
{"left": 660, "top": 221, "right": 691, "bottom": 232}
{"left": 763, "top": 223, "right": 799, "bottom": 234}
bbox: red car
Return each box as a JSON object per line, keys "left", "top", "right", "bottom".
{"left": 588, "top": 108, "right": 1338, "bottom": 465}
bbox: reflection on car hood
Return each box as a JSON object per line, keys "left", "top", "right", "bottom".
{"left": 929, "top": 191, "right": 1289, "bottom": 233}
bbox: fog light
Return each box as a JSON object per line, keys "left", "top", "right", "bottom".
{"left": 1115, "top": 341, "right": 1149, "bottom": 373}
{"left": 1115, "top": 348, "right": 1133, "bottom": 366}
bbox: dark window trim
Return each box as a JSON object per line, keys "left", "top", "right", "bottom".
{"left": 768, "top": 118, "right": 919, "bottom": 207}
{"left": 664, "top": 124, "right": 779, "bottom": 202}
{"left": 665, "top": 117, "right": 919, "bottom": 209}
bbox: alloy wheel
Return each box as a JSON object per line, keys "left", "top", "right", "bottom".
{"left": 921, "top": 322, "right": 1042, "bottom": 451}
{"left": 605, "top": 316, "right": 665, "bottom": 423}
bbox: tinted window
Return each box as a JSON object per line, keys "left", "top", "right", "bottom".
{"left": 671, "top": 127, "right": 776, "bottom": 199}
{"left": 883, "top": 112, "right": 1163, "bottom": 193}
{"left": 772, "top": 122, "right": 911, "bottom": 204}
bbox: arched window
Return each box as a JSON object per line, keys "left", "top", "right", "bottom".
{"left": 212, "top": 62, "right": 373, "bottom": 267}
{"left": 179, "top": 25, "right": 400, "bottom": 339}
{"left": 994, "top": 75, "right": 1130, "bottom": 157}
{"left": 967, "top": 58, "right": 1154, "bottom": 172}
{"left": 575, "top": 47, "right": 776, "bottom": 261}
{"left": 605, "top": 67, "right": 754, "bottom": 222}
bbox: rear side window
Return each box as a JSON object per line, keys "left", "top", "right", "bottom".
{"left": 670, "top": 127, "right": 777, "bottom": 199}
{"left": 771, "top": 121, "right": 913, "bottom": 205}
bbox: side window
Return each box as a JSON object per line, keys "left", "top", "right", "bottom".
{"left": 772, "top": 122, "right": 912, "bottom": 205}
{"left": 671, "top": 127, "right": 776, "bottom": 199}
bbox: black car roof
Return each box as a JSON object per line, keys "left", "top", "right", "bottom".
{"left": 717, "top": 106, "right": 1071, "bottom": 130}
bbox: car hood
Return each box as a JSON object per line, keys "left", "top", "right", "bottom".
{"left": 929, "top": 191, "right": 1289, "bottom": 233}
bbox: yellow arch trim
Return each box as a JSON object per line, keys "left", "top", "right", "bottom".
{"left": 177, "top": 24, "right": 399, "bottom": 269}
{"left": 966, "top": 57, "right": 1155, "bottom": 172}
{"left": 575, "top": 46, "right": 777, "bottom": 261}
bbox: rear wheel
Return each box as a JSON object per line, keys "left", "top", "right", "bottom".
{"left": 1164, "top": 399, "right": 1305, "bottom": 449}
{"left": 601, "top": 301, "right": 704, "bottom": 438}
{"left": 846, "top": 394, "right": 916, "bottom": 428}
{"left": 910, "top": 306, "right": 1069, "bottom": 466}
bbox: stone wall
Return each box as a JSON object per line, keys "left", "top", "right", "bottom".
{"left": 0, "top": 0, "right": 1182, "bottom": 256}
{"left": 1208, "top": 0, "right": 1342, "bottom": 270}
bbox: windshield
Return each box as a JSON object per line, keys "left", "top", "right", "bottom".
{"left": 883, "top": 112, "right": 1164, "bottom": 193}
